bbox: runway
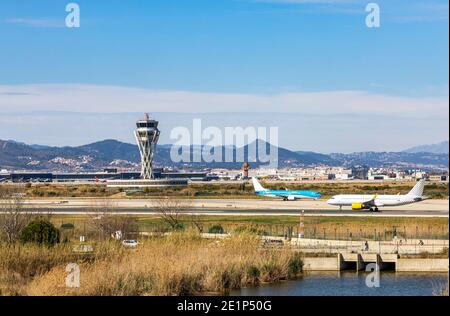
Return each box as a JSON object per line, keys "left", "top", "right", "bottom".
{"left": 8, "top": 198, "right": 449, "bottom": 217}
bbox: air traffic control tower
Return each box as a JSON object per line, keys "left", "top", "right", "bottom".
{"left": 135, "top": 113, "right": 160, "bottom": 179}
{"left": 106, "top": 115, "right": 187, "bottom": 188}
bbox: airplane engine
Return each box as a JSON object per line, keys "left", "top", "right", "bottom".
{"left": 351, "top": 202, "right": 364, "bottom": 210}
{"left": 287, "top": 196, "right": 296, "bottom": 201}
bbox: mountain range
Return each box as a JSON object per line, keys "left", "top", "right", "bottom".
{"left": 0, "top": 139, "right": 448, "bottom": 172}
{"left": 402, "top": 141, "right": 449, "bottom": 154}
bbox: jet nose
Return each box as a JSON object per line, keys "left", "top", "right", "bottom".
{"left": 315, "top": 192, "right": 322, "bottom": 198}
{"left": 327, "top": 198, "right": 334, "bottom": 204}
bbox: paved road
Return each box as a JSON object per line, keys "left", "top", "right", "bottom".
{"left": 4, "top": 198, "right": 448, "bottom": 217}
{"left": 16, "top": 207, "right": 449, "bottom": 218}
{"left": 9, "top": 199, "right": 449, "bottom": 217}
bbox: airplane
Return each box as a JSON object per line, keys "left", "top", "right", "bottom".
{"left": 326, "top": 179, "right": 427, "bottom": 212}
{"left": 252, "top": 177, "right": 321, "bottom": 201}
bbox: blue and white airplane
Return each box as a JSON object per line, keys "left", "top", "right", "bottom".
{"left": 252, "top": 177, "right": 321, "bottom": 201}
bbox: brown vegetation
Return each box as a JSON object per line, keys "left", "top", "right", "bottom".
{"left": 88, "top": 200, "right": 137, "bottom": 240}
{"left": 0, "top": 232, "right": 303, "bottom": 296}
{"left": 0, "top": 185, "right": 34, "bottom": 242}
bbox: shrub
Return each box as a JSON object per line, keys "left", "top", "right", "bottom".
{"left": 260, "top": 262, "right": 282, "bottom": 282}
{"left": 174, "top": 223, "right": 185, "bottom": 231}
{"left": 234, "top": 225, "right": 268, "bottom": 236}
{"left": 208, "top": 225, "right": 225, "bottom": 234}
{"left": 287, "top": 254, "right": 303, "bottom": 277}
{"left": 245, "top": 266, "right": 260, "bottom": 285}
{"left": 20, "top": 220, "right": 60, "bottom": 246}
{"left": 166, "top": 273, "right": 203, "bottom": 296}
{"left": 60, "top": 223, "right": 75, "bottom": 230}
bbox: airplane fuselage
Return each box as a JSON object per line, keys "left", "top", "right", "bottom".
{"left": 327, "top": 194, "right": 424, "bottom": 208}
{"left": 256, "top": 190, "right": 321, "bottom": 200}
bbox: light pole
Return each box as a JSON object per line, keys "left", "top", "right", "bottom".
{"left": 298, "top": 210, "right": 305, "bottom": 239}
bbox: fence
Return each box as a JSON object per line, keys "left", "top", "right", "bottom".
{"left": 289, "top": 238, "right": 449, "bottom": 255}
{"left": 135, "top": 222, "right": 449, "bottom": 242}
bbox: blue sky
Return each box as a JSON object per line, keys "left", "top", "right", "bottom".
{"left": 0, "top": 0, "right": 448, "bottom": 152}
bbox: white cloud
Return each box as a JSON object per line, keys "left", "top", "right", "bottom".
{"left": 0, "top": 84, "right": 447, "bottom": 119}
{"left": 250, "top": 0, "right": 449, "bottom": 22}
{"left": 3, "top": 18, "right": 64, "bottom": 28}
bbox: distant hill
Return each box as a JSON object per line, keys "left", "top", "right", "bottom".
{"left": 403, "top": 141, "right": 449, "bottom": 154}
{"left": 0, "top": 139, "right": 333, "bottom": 171}
{"left": 329, "top": 151, "right": 449, "bottom": 169}
{"left": 77, "top": 139, "right": 140, "bottom": 162}
{"left": 295, "top": 151, "right": 337, "bottom": 166}
{"left": 0, "top": 139, "right": 139, "bottom": 172}
{"left": 0, "top": 139, "right": 448, "bottom": 172}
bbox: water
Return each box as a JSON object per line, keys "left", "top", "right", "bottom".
{"left": 231, "top": 272, "right": 448, "bottom": 296}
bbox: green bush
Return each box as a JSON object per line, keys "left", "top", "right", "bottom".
{"left": 234, "top": 225, "right": 268, "bottom": 236}
{"left": 174, "top": 223, "right": 185, "bottom": 231}
{"left": 208, "top": 225, "right": 225, "bottom": 234}
{"left": 60, "top": 223, "right": 75, "bottom": 230}
{"left": 246, "top": 266, "right": 260, "bottom": 285}
{"left": 20, "top": 219, "right": 60, "bottom": 246}
{"left": 287, "top": 254, "right": 303, "bottom": 277}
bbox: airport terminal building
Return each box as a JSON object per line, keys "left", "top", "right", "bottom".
{"left": 0, "top": 169, "right": 211, "bottom": 184}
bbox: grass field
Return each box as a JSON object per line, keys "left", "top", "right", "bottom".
{"left": 17, "top": 181, "right": 450, "bottom": 200}
{"left": 52, "top": 214, "right": 449, "bottom": 241}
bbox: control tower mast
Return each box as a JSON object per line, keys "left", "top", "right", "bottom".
{"left": 134, "top": 113, "right": 160, "bottom": 179}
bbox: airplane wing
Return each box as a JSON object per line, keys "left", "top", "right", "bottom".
{"left": 275, "top": 193, "right": 298, "bottom": 200}
{"left": 362, "top": 195, "right": 378, "bottom": 207}
{"left": 355, "top": 195, "right": 386, "bottom": 208}
{"left": 413, "top": 196, "right": 427, "bottom": 202}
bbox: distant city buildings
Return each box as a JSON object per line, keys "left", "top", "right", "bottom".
{"left": 1, "top": 166, "right": 448, "bottom": 184}
{"left": 205, "top": 166, "right": 449, "bottom": 183}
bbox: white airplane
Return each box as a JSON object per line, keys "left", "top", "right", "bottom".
{"left": 252, "top": 177, "right": 321, "bottom": 201}
{"left": 327, "top": 179, "right": 426, "bottom": 212}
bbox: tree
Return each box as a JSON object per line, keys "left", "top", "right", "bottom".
{"left": 188, "top": 214, "right": 204, "bottom": 233}
{"left": 89, "top": 200, "right": 137, "bottom": 240}
{"left": 20, "top": 219, "right": 60, "bottom": 246}
{"left": 153, "top": 198, "right": 191, "bottom": 231}
{"left": 0, "top": 185, "right": 34, "bottom": 243}
{"left": 208, "top": 225, "right": 225, "bottom": 234}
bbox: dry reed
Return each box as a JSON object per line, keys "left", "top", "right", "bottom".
{"left": 1, "top": 231, "right": 302, "bottom": 296}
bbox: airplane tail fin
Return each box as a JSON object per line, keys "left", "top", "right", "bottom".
{"left": 407, "top": 179, "right": 425, "bottom": 197}
{"left": 252, "top": 177, "right": 266, "bottom": 192}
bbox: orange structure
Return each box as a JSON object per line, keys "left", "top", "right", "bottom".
{"left": 242, "top": 162, "right": 250, "bottom": 179}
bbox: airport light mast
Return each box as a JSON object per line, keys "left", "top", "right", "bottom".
{"left": 135, "top": 113, "right": 160, "bottom": 179}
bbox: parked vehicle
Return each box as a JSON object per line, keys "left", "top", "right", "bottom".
{"left": 122, "top": 240, "right": 138, "bottom": 248}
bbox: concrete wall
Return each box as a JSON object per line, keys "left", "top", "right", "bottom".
{"left": 302, "top": 257, "right": 339, "bottom": 271}
{"left": 302, "top": 255, "right": 449, "bottom": 272}
{"left": 397, "top": 259, "right": 449, "bottom": 272}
